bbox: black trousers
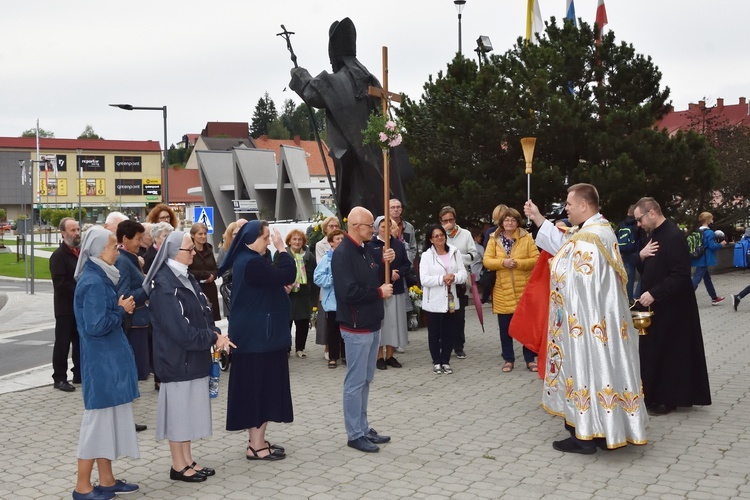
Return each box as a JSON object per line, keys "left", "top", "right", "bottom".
{"left": 290, "top": 319, "right": 310, "bottom": 352}
{"left": 324, "top": 311, "right": 345, "bottom": 361}
{"left": 52, "top": 315, "right": 80, "bottom": 383}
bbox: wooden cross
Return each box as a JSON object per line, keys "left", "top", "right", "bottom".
{"left": 367, "top": 46, "right": 401, "bottom": 285}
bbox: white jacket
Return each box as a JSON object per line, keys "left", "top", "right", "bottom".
{"left": 419, "top": 245, "right": 468, "bottom": 313}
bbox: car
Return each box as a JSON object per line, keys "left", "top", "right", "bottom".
{"left": 0, "top": 222, "right": 11, "bottom": 232}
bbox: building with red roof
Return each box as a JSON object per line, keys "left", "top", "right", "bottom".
{"left": 0, "top": 137, "right": 164, "bottom": 223}
{"left": 656, "top": 97, "right": 750, "bottom": 136}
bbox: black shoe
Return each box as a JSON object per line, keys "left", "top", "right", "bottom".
{"left": 347, "top": 436, "right": 379, "bottom": 453}
{"left": 455, "top": 350, "right": 467, "bottom": 359}
{"left": 648, "top": 404, "right": 676, "bottom": 416}
{"left": 365, "top": 428, "right": 391, "bottom": 444}
{"left": 733, "top": 294, "right": 741, "bottom": 312}
{"left": 135, "top": 424, "right": 147, "bottom": 432}
{"left": 190, "top": 461, "right": 215, "bottom": 476}
{"left": 170, "top": 465, "right": 207, "bottom": 483}
{"left": 246, "top": 445, "right": 286, "bottom": 461}
{"left": 552, "top": 437, "right": 597, "bottom": 454}
{"left": 385, "top": 356, "right": 402, "bottom": 368}
{"left": 54, "top": 381, "right": 76, "bottom": 392}
{"left": 376, "top": 358, "right": 387, "bottom": 370}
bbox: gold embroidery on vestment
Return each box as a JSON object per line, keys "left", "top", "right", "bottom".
{"left": 591, "top": 319, "right": 608, "bottom": 344}
{"left": 597, "top": 385, "right": 620, "bottom": 412}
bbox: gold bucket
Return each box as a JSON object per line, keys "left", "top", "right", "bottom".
{"left": 630, "top": 301, "right": 653, "bottom": 336}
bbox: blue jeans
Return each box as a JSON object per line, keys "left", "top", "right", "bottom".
{"left": 340, "top": 328, "right": 380, "bottom": 441}
{"left": 692, "top": 266, "right": 717, "bottom": 299}
{"left": 498, "top": 314, "right": 536, "bottom": 364}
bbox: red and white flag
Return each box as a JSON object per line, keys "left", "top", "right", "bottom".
{"left": 595, "top": 0, "right": 608, "bottom": 44}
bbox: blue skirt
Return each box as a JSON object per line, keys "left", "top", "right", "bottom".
{"left": 226, "top": 349, "right": 294, "bottom": 431}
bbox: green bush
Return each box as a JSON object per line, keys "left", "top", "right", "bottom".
{"left": 39, "top": 208, "right": 87, "bottom": 229}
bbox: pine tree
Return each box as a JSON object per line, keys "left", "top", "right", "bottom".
{"left": 250, "top": 92, "right": 278, "bottom": 138}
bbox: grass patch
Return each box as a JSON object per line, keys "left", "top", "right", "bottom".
{"left": 0, "top": 252, "right": 52, "bottom": 279}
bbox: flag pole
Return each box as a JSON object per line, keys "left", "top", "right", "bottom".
{"left": 525, "top": 0, "right": 534, "bottom": 41}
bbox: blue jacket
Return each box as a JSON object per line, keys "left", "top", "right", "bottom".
{"left": 313, "top": 250, "right": 336, "bottom": 312}
{"left": 332, "top": 234, "right": 385, "bottom": 332}
{"left": 228, "top": 249, "right": 296, "bottom": 353}
{"left": 74, "top": 260, "right": 139, "bottom": 410}
{"left": 148, "top": 265, "right": 219, "bottom": 383}
{"left": 115, "top": 249, "right": 150, "bottom": 328}
{"left": 690, "top": 227, "right": 722, "bottom": 267}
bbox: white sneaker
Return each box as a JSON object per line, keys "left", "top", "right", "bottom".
{"left": 395, "top": 347, "right": 405, "bottom": 353}
{"left": 296, "top": 351, "right": 307, "bottom": 358}
{"left": 441, "top": 364, "right": 453, "bottom": 374}
{"left": 433, "top": 364, "right": 443, "bottom": 374}
{"left": 324, "top": 351, "right": 329, "bottom": 361}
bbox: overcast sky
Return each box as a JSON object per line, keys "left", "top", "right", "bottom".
{"left": 2, "top": 0, "right": 748, "bottom": 148}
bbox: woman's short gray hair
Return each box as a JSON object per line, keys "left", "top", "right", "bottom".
{"left": 150, "top": 221, "right": 174, "bottom": 243}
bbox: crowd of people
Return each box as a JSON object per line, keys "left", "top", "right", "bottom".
{"left": 52, "top": 186, "right": 726, "bottom": 497}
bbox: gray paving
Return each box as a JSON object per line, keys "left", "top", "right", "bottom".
{"left": 1, "top": 271, "right": 750, "bottom": 499}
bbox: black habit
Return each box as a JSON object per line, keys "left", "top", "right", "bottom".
{"left": 637, "top": 218, "right": 712, "bottom": 408}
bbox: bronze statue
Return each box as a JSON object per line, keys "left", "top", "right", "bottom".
{"left": 289, "top": 18, "right": 410, "bottom": 217}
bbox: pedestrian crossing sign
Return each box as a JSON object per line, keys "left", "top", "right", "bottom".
{"left": 193, "top": 206, "right": 214, "bottom": 234}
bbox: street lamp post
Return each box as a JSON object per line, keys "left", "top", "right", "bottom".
{"left": 18, "top": 159, "right": 38, "bottom": 294}
{"left": 475, "top": 35, "right": 493, "bottom": 67}
{"left": 109, "top": 104, "right": 169, "bottom": 205}
{"left": 454, "top": 0, "right": 466, "bottom": 55}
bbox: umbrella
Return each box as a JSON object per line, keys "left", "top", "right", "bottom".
{"left": 469, "top": 273, "right": 485, "bottom": 333}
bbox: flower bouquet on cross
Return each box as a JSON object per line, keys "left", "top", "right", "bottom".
{"left": 362, "top": 111, "right": 403, "bottom": 151}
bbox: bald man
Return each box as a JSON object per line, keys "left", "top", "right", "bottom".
{"left": 332, "top": 207, "right": 394, "bottom": 453}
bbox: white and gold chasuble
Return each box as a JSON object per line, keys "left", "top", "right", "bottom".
{"left": 538, "top": 214, "right": 647, "bottom": 448}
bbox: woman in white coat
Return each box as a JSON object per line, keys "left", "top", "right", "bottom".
{"left": 419, "top": 224, "right": 467, "bottom": 375}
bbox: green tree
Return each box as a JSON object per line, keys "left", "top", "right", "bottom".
{"left": 267, "top": 118, "right": 290, "bottom": 139}
{"left": 0, "top": 209, "right": 6, "bottom": 220}
{"left": 77, "top": 125, "right": 103, "bottom": 140}
{"left": 399, "top": 18, "right": 718, "bottom": 231}
{"left": 21, "top": 128, "right": 54, "bottom": 138}
{"left": 250, "top": 92, "right": 278, "bottom": 138}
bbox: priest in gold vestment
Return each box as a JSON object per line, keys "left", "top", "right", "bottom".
{"left": 525, "top": 184, "right": 648, "bottom": 454}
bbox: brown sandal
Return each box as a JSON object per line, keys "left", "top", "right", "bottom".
{"left": 328, "top": 360, "right": 337, "bottom": 369}
{"left": 526, "top": 361, "right": 538, "bottom": 372}
{"left": 502, "top": 361, "right": 514, "bottom": 373}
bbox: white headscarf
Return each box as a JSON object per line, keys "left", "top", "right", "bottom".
{"left": 74, "top": 226, "right": 120, "bottom": 285}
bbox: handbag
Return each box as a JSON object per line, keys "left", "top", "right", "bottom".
{"left": 405, "top": 269, "right": 420, "bottom": 287}
{"left": 478, "top": 268, "right": 496, "bottom": 289}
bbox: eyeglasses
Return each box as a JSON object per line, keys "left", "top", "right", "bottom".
{"left": 179, "top": 245, "right": 195, "bottom": 252}
{"left": 431, "top": 233, "right": 446, "bottom": 239}
{"left": 440, "top": 217, "right": 455, "bottom": 223}
{"left": 635, "top": 211, "right": 649, "bottom": 223}
{"left": 158, "top": 215, "right": 171, "bottom": 221}
{"left": 352, "top": 223, "right": 375, "bottom": 229}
